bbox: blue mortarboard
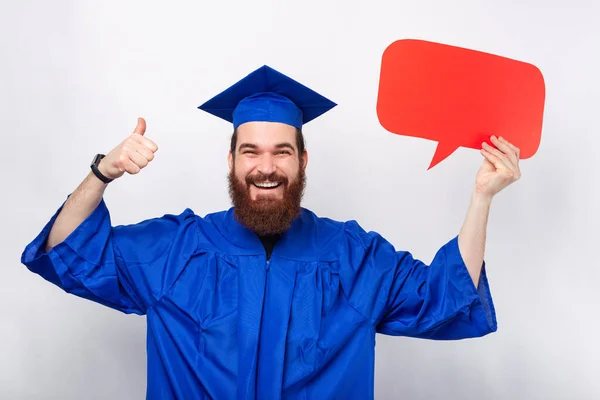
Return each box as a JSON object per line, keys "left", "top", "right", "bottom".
{"left": 198, "top": 65, "right": 337, "bottom": 130}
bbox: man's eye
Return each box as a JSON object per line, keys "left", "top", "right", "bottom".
{"left": 277, "top": 151, "right": 291, "bottom": 155}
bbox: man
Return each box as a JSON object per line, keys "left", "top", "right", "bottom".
{"left": 21, "top": 65, "right": 520, "bottom": 399}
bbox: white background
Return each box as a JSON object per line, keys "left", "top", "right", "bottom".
{"left": 2, "top": 0, "right": 599, "bottom": 399}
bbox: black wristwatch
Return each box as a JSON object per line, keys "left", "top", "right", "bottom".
{"left": 90, "top": 153, "right": 113, "bottom": 184}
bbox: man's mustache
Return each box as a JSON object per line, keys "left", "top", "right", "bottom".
{"left": 245, "top": 173, "right": 289, "bottom": 185}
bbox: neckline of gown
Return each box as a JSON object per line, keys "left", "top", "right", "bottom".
{"left": 216, "top": 207, "right": 324, "bottom": 261}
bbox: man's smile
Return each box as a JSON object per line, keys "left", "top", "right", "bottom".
{"left": 252, "top": 181, "right": 282, "bottom": 189}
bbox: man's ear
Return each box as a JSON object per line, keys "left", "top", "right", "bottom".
{"left": 228, "top": 151, "right": 233, "bottom": 172}
{"left": 301, "top": 150, "right": 308, "bottom": 171}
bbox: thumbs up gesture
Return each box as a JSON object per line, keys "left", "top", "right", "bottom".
{"left": 97, "top": 118, "right": 159, "bottom": 180}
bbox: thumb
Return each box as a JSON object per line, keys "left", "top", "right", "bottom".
{"left": 132, "top": 117, "right": 146, "bottom": 136}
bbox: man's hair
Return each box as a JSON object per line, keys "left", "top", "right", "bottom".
{"left": 230, "top": 127, "right": 306, "bottom": 157}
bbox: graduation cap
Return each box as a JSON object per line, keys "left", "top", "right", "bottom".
{"left": 198, "top": 65, "right": 337, "bottom": 130}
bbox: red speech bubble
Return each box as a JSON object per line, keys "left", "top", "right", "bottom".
{"left": 376, "top": 39, "right": 545, "bottom": 169}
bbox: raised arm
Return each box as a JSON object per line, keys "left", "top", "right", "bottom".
{"left": 21, "top": 117, "right": 185, "bottom": 315}
{"left": 45, "top": 117, "right": 157, "bottom": 251}
{"left": 458, "top": 135, "right": 521, "bottom": 287}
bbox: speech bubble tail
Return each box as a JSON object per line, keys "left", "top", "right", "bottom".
{"left": 427, "top": 142, "right": 459, "bottom": 170}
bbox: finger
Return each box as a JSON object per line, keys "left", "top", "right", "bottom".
{"left": 125, "top": 148, "right": 149, "bottom": 169}
{"left": 480, "top": 148, "right": 506, "bottom": 170}
{"left": 498, "top": 136, "right": 521, "bottom": 159}
{"left": 482, "top": 142, "right": 515, "bottom": 173}
{"left": 125, "top": 137, "right": 154, "bottom": 160}
{"left": 131, "top": 132, "right": 158, "bottom": 152}
{"left": 493, "top": 137, "right": 522, "bottom": 178}
{"left": 135, "top": 144, "right": 155, "bottom": 162}
{"left": 132, "top": 117, "right": 146, "bottom": 136}
{"left": 490, "top": 136, "right": 518, "bottom": 167}
{"left": 120, "top": 156, "right": 141, "bottom": 174}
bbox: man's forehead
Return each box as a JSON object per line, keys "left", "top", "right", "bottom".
{"left": 236, "top": 122, "right": 297, "bottom": 146}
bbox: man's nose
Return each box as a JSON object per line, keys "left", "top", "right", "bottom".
{"left": 257, "top": 154, "right": 276, "bottom": 176}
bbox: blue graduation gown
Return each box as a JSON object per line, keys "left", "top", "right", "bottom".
{"left": 21, "top": 197, "right": 497, "bottom": 399}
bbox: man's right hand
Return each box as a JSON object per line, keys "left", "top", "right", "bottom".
{"left": 98, "top": 117, "right": 159, "bottom": 180}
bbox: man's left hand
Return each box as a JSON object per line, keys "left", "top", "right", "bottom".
{"left": 476, "top": 135, "right": 522, "bottom": 199}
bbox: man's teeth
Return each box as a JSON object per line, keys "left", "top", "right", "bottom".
{"left": 254, "top": 182, "right": 280, "bottom": 188}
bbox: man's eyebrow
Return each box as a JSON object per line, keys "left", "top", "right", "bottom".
{"left": 275, "top": 143, "right": 295, "bottom": 151}
{"left": 238, "top": 143, "right": 258, "bottom": 151}
{"left": 238, "top": 143, "right": 296, "bottom": 151}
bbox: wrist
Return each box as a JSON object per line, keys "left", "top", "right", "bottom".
{"left": 90, "top": 154, "right": 114, "bottom": 184}
{"left": 97, "top": 161, "right": 111, "bottom": 178}
{"left": 471, "top": 189, "right": 493, "bottom": 207}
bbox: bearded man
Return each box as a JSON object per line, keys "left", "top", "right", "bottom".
{"left": 21, "top": 65, "right": 521, "bottom": 399}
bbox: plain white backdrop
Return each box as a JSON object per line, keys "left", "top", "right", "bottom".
{"left": 2, "top": 0, "right": 599, "bottom": 398}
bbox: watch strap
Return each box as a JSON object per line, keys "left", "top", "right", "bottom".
{"left": 91, "top": 154, "right": 114, "bottom": 184}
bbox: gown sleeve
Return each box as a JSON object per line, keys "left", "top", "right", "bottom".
{"left": 339, "top": 220, "right": 497, "bottom": 340}
{"left": 20, "top": 196, "right": 198, "bottom": 315}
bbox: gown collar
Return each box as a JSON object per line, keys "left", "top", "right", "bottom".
{"left": 220, "top": 207, "right": 319, "bottom": 261}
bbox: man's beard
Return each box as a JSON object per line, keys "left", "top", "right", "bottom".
{"left": 228, "top": 167, "right": 306, "bottom": 236}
